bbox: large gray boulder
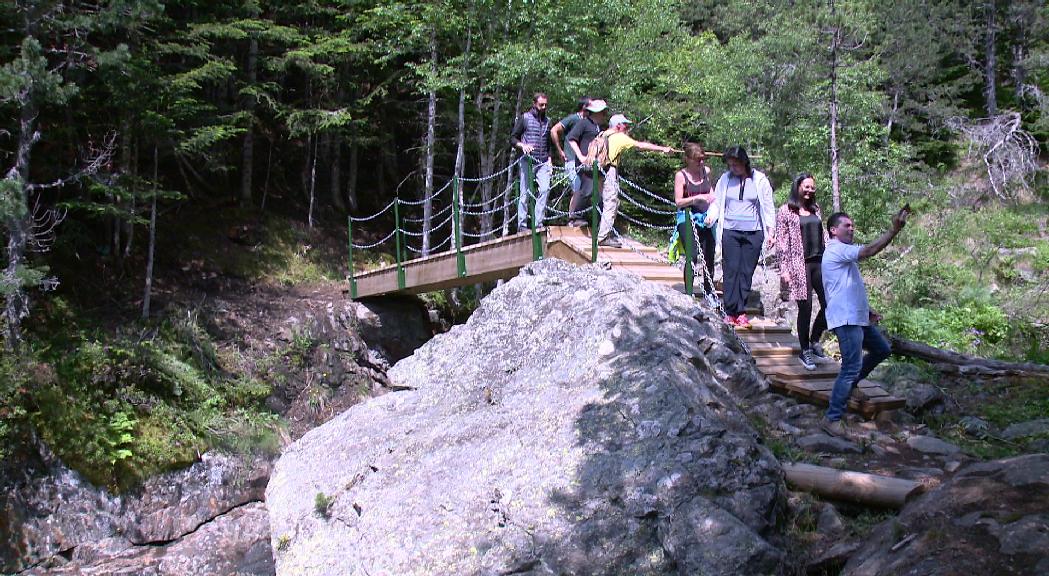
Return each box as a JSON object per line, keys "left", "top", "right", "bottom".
{"left": 267, "top": 259, "right": 785, "bottom": 576}
{"left": 843, "top": 454, "right": 1049, "bottom": 576}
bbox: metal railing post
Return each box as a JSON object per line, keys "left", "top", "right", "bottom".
{"left": 452, "top": 177, "right": 466, "bottom": 277}
{"left": 683, "top": 217, "right": 695, "bottom": 297}
{"left": 348, "top": 216, "right": 358, "bottom": 298}
{"left": 394, "top": 198, "right": 405, "bottom": 290}
{"left": 591, "top": 159, "right": 600, "bottom": 262}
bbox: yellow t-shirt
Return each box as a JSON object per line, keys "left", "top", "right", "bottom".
{"left": 607, "top": 132, "right": 637, "bottom": 167}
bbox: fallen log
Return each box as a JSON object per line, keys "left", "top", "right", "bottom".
{"left": 782, "top": 462, "right": 922, "bottom": 508}
{"left": 888, "top": 334, "right": 1049, "bottom": 379}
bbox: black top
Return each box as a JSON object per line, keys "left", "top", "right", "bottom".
{"left": 800, "top": 213, "right": 824, "bottom": 261}
{"left": 566, "top": 117, "right": 601, "bottom": 168}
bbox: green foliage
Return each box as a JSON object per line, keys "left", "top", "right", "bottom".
{"left": 314, "top": 491, "right": 333, "bottom": 518}
{"left": 25, "top": 310, "right": 281, "bottom": 490}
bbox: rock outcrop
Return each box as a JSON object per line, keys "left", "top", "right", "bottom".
{"left": 1, "top": 450, "right": 273, "bottom": 575}
{"left": 267, "top": 259, "right": 785, "bottom": 575}
{"left": 843, "top": 454, "right": 1049, "bottom": 576}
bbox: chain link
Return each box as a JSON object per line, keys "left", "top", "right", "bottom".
{"left": 617, "top": 174, "right": 676, "bottom": 205}
{"left": 402, "top": 203, "right": 453, "bottom": 223}
{"left": 350, "top": 229, "right": 397, "bottom": 249}
{"left": 349, "top": 200, "right": 397, "bottom": 222}
{"left": 458, "top": 156, "right": 522, "bottom": 183}
{"left": 618, "top": 188, "right": 677, "bottom": 216}
{"left": 398, "top": 179, "right": 453, "bottom": 206}
{"left": 405, "top": 234, "right": 453, "bottom": 254}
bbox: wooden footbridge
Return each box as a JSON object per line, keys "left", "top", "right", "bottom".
{"left": 350, "top": 225, "right": 904, "bottom": 416}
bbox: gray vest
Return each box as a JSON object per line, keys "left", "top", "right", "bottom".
{"left": 521, "top": 110, "right": 550, "bottom": 163}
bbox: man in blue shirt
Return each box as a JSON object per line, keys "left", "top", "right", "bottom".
{"left": 820, "top": 208, "right": 909, "bottom": 436}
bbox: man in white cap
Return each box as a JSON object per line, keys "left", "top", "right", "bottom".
{"left": 597, "top": 114, "right": 674, "bottom": 247}
{"left": 565, "top": 99, "right": 609, "bottom": 226}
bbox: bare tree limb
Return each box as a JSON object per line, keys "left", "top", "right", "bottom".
{"left": 889, "top": 333, "right": 1049, "bottom": 378}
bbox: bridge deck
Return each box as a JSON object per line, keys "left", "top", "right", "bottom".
{"left": 352, "top": 225, "right": 686, "bottom": 298}
{"left": 350, "top": 225, "right": 904, "bottom": 416}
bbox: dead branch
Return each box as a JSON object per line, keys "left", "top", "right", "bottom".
{"left": 947, "top": 112, "right": 1040, "bottom": 201}
{"left": 889, "top": 333, "right": 1049, "bottom": 379}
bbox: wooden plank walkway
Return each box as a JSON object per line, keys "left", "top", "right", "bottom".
{"left": 739, "top": 318, "right": 905, "bottom": 417}
{"left": 351, "top": 225, "right": 905, "bottom": 416}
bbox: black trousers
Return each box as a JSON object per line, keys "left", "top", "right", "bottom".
{"left": 677, "top": 217, "right": 715, "bottom": 294}
{"left": 796, "top": 259, "right": 828, "bottom": 349}
{"left": 571, "top": 170, "right": 600, "bottom": 222}
{"left": 722, "top": 229, "right": 763, "bottom": 316}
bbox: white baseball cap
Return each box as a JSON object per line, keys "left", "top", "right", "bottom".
{"left": 585, "top": 99, "right": 608, "bottom": 113}
{"left": 609, "top": 114, "right": 633, "bottom": 127}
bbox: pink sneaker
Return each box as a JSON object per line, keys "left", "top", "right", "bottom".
{"left": 735, "top": 314, "right": 752, "bottom": 328}
{"left": 723, "top": 315, "right": 737, "bottom": 325}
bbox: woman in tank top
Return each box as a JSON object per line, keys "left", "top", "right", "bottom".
{"left": 673, "top": 143, "right": 716, "bottom": 294}
{"left": 774, "top": 172, "right": 830, "bottom": 371}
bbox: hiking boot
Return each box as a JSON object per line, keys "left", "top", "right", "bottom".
{"left": 820, "top": 418, "right": 849, "bottom": 438}
{"left": 734, "top": 313, "right": 752, "bottom": 328}
{"left": 810, "top": 342, "right": 828, "bottom": 360}
{"left": 598, "top": 237, "right": 622, "bottom": 248}
{"left": 798, "top": 349, "right": 817, "bottom": 371}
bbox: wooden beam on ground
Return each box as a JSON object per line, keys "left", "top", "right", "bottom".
{"left": 782, "top": 463, "right": 923, "bottom": 508}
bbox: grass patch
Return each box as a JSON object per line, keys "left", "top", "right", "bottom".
{"left": 925, "top": 376, "right": 1049, "bottom": 459}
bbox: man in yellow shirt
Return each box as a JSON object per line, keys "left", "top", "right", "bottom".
{"left": 597, "top": 114, "right": 674, "bottom": 247}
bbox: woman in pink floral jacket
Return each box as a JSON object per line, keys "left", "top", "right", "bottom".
{"left": 775, "top": 173, "right": 830, "bottom": 371}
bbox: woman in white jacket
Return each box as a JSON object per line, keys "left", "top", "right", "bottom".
{"left": 704, "top": 146, "right": 776, "bottom": 328}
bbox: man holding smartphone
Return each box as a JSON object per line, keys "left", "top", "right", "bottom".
{"left": 820, "top": 206, "right": 910, "bottom": 436}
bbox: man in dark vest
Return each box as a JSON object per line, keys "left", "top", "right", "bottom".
{"left": 510, "top": 92, "right": 553, "bottom": 233}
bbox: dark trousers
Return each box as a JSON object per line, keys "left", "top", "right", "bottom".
{"left": 677, "top": 218, "right": 716, "bottom": 294}
{"left": 722, "top": 229, "right": 763, "bottom": 316}
{"left": 570, "top": 170, "right": 600, "bottom": 222}
{"left": 796, "top": 259, "right": 828, "bottom": 349}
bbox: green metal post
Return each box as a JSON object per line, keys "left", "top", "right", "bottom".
{"left": 591, "top": 159, "right": 600, "bottom": 262}
{"left": 452, "top": 177, "right": 466, "bottom": 277}
{"left": 526, "top": 156, "right": 542, "bottom": 261}
{"left": 683, "top": 217, "right": 695, "bottom": 297}
{"left": 394, "top": 198, "right": 405, "bottom": 290}
{"left": 348, "top": 216, "right": 358, "bottom": 298}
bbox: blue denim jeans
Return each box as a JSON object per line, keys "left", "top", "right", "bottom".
{"left": 826, "top": 324, "right": 892, "bottom": 421}
{"left": 517, "top": 160, "right": 552, "bottom": 230}
{"left": 564, "top": 159, "right": 582, "bottom": 194}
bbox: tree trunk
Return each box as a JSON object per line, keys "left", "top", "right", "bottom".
{"left": 142, "top": 145, "right": 158, "bottom": 320}
{"left": 783, "top": 463, "right": 922, "bottom": 508}
{"left": 888, "top": 334, "right": 1049, "bottom": 378}
{"left": 346, "top": 128, "right": 359, "bottom": 211}
{"left": 477, "top": 83, "right": 502, "bottom": 240}
{"left": 3, "top": 90, "right": 37, "bottom": 350}
{"left": 828, "top": 0, "right": 842, "bottom": 212}
{"left": 308, "top": 136, "right": 318, "bottom": 229}
{"left": 502, "top": 78, "right": 526, "bottom": 238}
{"left": 330, "top": 131, "right": 344, "bottom": 211}
{"left": 885, "top": 88, "right": 899, "bottom": 144}
{"left": 984, "top": 0, "right": 998, "bottom": 117}
{"left": 261, "top": 138, "right": 273, "bottom": 212}
{"left": 422, "top": 31, "right": 438, "bottom": 256}
{"left": 241, "top": 36, "right": 258, "bottom": 204}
